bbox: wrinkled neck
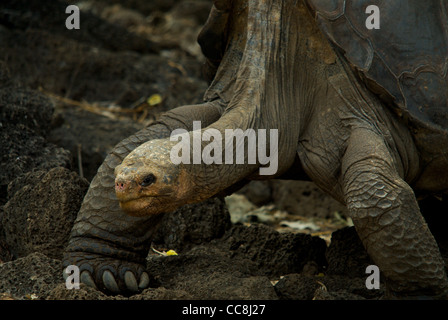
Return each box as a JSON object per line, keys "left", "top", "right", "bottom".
{"left": 177, "top": 0, "right": 331, "bottom": 199}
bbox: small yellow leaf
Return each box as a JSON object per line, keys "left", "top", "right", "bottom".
{"left": 166, "top": 250, "right": 178, "bottom": 256}
{"left": 147, "top": 94, "right": 162, "bottom": 106}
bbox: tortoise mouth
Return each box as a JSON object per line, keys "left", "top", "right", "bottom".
{"left": 116, "top": 189, "right": 173, "bottom": 202}
{"left": 117, "top": 193, "right": 171, "bottom": 202}
{"left": 118, "top": 194, "right": 173, "bottom": 216}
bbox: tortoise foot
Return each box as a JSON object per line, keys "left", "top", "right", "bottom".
{"left": 63, "top": 252, "right": 150, "bottom": 295}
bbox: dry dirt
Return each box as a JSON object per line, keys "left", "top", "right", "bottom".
{"left": 1, "top": 0, "right": 448, "bottom": 301}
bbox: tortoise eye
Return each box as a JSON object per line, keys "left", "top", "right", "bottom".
{"left": 141, "top": 174, "right": 156, "bottom": 187}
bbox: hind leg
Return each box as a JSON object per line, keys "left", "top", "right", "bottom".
{"left": 342, "top": 128, "right": 448, "bottom": 297}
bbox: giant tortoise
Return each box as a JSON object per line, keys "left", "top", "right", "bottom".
{"left": 63, "top": 0, "right": 448, "bottom": 298}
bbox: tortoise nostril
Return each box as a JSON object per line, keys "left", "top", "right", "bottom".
{"left": 115, "top": 180, "right": 127, "bottom": 191}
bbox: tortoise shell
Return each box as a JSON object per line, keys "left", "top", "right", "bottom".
{"left": 306, "top": 0, "right": 448, "bottom": 132}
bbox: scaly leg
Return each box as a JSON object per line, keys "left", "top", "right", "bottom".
{"left": 63, "top": 102, "right": 224, "bottom": 294}
{"left": 342, "top": 128, "right": 448, "bottom": 297}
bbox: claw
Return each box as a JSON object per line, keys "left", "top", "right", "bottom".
{"left": 139, "top": 272, "right": 150, "bottom": 290}
{"left": 103, "top": 270, "right": 120, "bottom": 293}
{"left": 81, "top": 271, "right": 97, "bottom": 289}
{"left": 124, "top": 271, "right": 138, "bottom": 292}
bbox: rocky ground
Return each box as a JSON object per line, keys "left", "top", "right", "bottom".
{"left": 1, "top": 0, "right": 448, "bottom": 301}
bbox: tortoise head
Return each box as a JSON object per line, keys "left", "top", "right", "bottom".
{"left": 114, "top": 139, "right": 192, "bottom": 216}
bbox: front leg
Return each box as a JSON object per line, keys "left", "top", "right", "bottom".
{"left": 63, "top": 102, "right": 224, "bottom": 294}
{"left": 342, "top": 128, "right": 448, "bottom": 298}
